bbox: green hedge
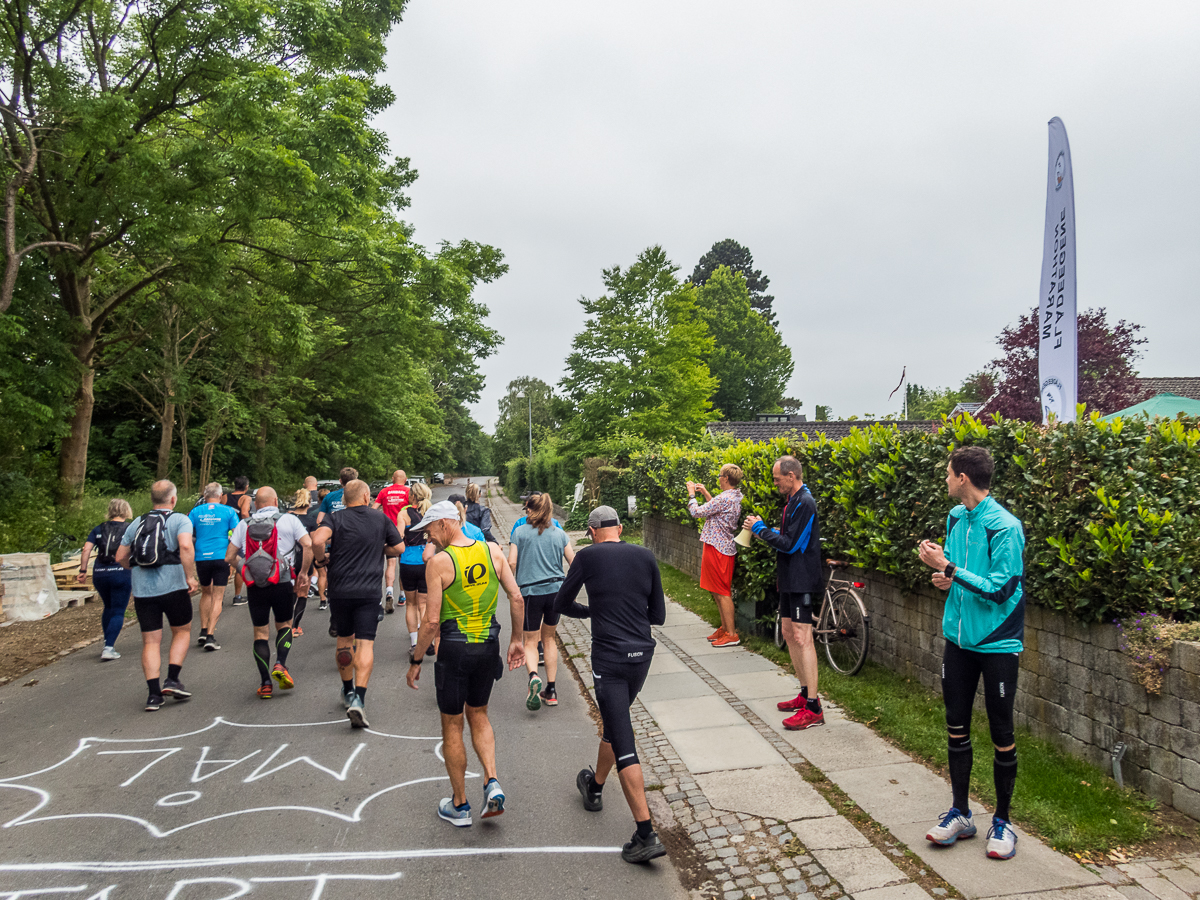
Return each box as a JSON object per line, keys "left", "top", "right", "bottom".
{"left": 632, "top": 413, "right": 1200, "bottom": 623}
{"left": 500, "top": 443, "right": 579, "bottom": 506}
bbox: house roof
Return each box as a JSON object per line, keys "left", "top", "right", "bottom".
{"left": 1135, "top": 378, "right": 1200, "bottom": 402}
{"left": 707, "top": 419, "right": 941, "bottom": 443}
{"left": 1102, "top": 393, "right": 1200, "bottom": 421}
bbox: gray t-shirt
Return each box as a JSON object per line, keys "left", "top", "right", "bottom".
{"left": 511, "top": 523, "right": 570, "bottom": 593}
{"left": 120, "top": 510, "right": 193, "bottom": 598}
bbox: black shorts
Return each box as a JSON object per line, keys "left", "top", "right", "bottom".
{"left": 330, "top": 596, "right": 379, "bottom": 642}
{"left": 594, "top": 657, "right": 652, "bottom": 771}
{"left": 134, "top": 589, "right": 194, "bottom": 633}
{"left": 434, "top": 639, "right": 503, "bottom": 716}
{"left": 399, "top": 563, "right": 427, "bottom": 593}
{"left": 195, "top": 560, "right": 230, "bottom": 587}
{"left": 248, "top": 582, "right": 295, "bottom": 628}
{"left": 779, "top": 591, "right": 815, "bottom": 626}
{"left": 942, "top": 639, "right": 1019, "bottom": 747}
{"left": 522, "top": 591, "right": 561, "bottom": 632}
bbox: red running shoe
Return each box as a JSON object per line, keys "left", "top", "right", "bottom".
{"left": 257, "top": 683, "right": 273, "bottom": 699}
{"left": 783, "top": 707, "right": 825, "bottom": 730}
{"left": 712, "top": 631, "right": 741, "bottom": 647}
{"left": 707, "top": 627, "right": 725, "bottom": 642}
{"left": 777, "top": 692, "right": 807, "bottom": 711}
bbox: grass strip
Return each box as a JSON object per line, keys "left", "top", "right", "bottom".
{"left": 656, "top": 560, "right": 1161, "bottom": 855}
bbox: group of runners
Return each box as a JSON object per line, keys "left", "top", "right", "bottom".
{"left": 76, "top": 472, "right": 670, "bottom": 864}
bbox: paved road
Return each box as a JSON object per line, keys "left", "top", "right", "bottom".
{"left": 0, "top": 480, "right": 684, "bottom": 898}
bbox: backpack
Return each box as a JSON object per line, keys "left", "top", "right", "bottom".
{"left": 465, "top": 502, "right": 496, "bottom": 543}
{"left": 95, "top": 521, "right": 128, "bottom": 566}
{"left": 240, "top": 513, "right": 294, "bottom": 586}
{"left": 129, "top": 510, "right": 181, "bottom": 568}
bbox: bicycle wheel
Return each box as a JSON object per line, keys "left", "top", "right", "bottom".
{"left": 819, "top": 588, "right": 870, "bottom": 676}
{"left": 774, "top": 612, "right": 785, "bottom": 649}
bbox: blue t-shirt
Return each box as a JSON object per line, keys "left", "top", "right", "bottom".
{"left": 511, "top": 523, "right": 570, "bottom": 592}
{"left": 318, "top": 489, "right": 345, "bottom": 517}
{"left": 188, "top": 503, "right": 240, "bottom": 561}
{"left": 120, "top": 511, "right": 194, "bottom": 598}
{"left": 463, "top": 521, "right": 486, "bottom": 542}
{"left": 510, "top": 515, "right": 562, "bottom": 537}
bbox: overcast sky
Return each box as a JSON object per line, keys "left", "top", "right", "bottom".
{"left": 381, "top": 1, "right": 1200, "bottom": 430}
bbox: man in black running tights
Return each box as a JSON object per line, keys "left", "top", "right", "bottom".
{"left": 552, "top": 505, "right": 667, "bottom": 864}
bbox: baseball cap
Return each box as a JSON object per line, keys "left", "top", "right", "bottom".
{"left": 409, "top": 500, "right": 461, "bottom": 530}
{"left": 587, "top": 505, "right": 621, "bottom": 529}
{"left": 447, "top": 493, "right": 467, "bottom": 505}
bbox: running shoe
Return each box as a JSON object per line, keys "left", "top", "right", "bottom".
{"left": 482, "top": 778, "right": 506, "bottom": 818}
{"left": 539, "top": 684, "right": 558, "bottom": 706}
{"left": 782, "top": 707, "right": 825, "bottom": 730}
{"left": 318, "top": 600, "right": 328, "bottom": 611}
{"left": 376, "top": 603, "right": 384, "bottom": 623}
{"left": 437, "top": 797, "right": 472, "bottom": 827}
{"left": 926, "top": 808, "right": 976, "bottom": 846}
{"left": 145, "top": 693, "right": 164, "bottom": 712}
{"left": 346, "top": 694, "right": 369, "bottom": 729}
{"left": 712, "top": 631, "right": 741, "bottom": 647}
{"left": 986, "top": 817, "right": 1018, "bottom": 859}
{"left": 197, "top": 632, "right": 208, "bottom": 647}
{"left": 271, "top": 662, "right": 294, "bottom": 691}
{"left": 385, "top": 594, "right": 394, "bottom": 614}
{"left": 426, "top": 644, "right": 436, "bottom": 657}
{"left": 101, "top": 646, "right": 120, "bottom": 661}
{"left": 526, "top": 673, "right": 543, "bottom": 711}
{"left": 342, "top": 687, "right": 356, "bottom": 709}
{"left": 161, "top": 678, "right": 191, "bottom": 700}
{"left": 538, "top": 641, "right": 545, "bottom": 667}
{"left": 204, "top": 635, "right": 220, "bottom": 651}
{"left": 328, "top": 622, "right": 338, "bottom": 638}
{"left": 621, "top": 830, "right": 667, "bottom": 864}
{"left": 257, "top": 683, "right": 273, "bottom": 699}
{"left": 397, "top": 594, "right": 406, "bottom": 607}
{"left": 231, "top": 595, "right": 248, "bottom": 607}
{"left": 576, "top": 768, "right": 603, "bottom": 812}
{"left": 777, "top": 692, "right": 808, "bottom": 711}
{"left": 707, "top": 627, "right": 725, "bottom": 642}
{"left": 292, "top": 627, "right": 303, "bottom": 637}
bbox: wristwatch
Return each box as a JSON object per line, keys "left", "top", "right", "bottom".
{"left": 944, "top": 563, "right": 957, "bottom": 579}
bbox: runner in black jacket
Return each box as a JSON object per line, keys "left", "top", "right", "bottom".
{"left": 743, "top": 455, "right": 826, "bottom": 730}
{"left": 552, "top": 505, "right": 668, "bottom": 865}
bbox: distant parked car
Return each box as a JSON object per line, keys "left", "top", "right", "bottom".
{"left": 432, "top": 473, "right": 445, "bottom": 484}
{"left": 406, "top": 476, "right": 427, "bottom": 487}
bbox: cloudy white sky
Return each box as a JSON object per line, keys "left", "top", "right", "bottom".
{"left": 382, "top": 2, "right": 1200, "bottom": 430}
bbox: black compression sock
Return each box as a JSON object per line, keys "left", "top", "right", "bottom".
{"left": 355, "top": 685, "right": 367, "bottom": 701}
{"left": 342, "top": 679, "right": 355, "bottom": 694}
{"left": 948, "top": 733, "right": 973, "bottom": 815}
{"left": 800, "top": 685, "right": 809, "bottom": 698}
{"left": 199, "top": 629, "right": 208, "bottom": 638}
{"left": 636, "top": 818, "right": 653, "bottom": 839}
{"left": 806, "top": 696, "right": 822, "bottom": 714}
{"left": 994, "top": 747, "right": 1017, "bottom": 822}
{"left": 147, "top": 678, "right": 161, "bottom": 696}
{"left": 167, "top": 664, "right": 181, "bottom": 681}
{"left": 547, "top": 681, "right": 555, "bottom": 690}
{"left": 275, "top": 627, "right": 293, "bottom": 666}
{"left": 253, "top": 639, "right": 271, "bottom": 683}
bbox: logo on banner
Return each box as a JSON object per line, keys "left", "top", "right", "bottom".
{"left": 1040, "top": 377, "right": 1066, "bottom": 421}
{"left": 1054, "top": 151, "right": 1065, "bottom": 191}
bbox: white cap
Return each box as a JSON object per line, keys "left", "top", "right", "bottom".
{"left": 409, "top": 500, "right": 460, "bottom": 531}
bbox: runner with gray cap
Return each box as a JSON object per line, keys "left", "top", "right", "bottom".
{"left": 552, "top": 505, "right": 668, "bottom": 864}
{"left": 405, "top": 500, "right": 525, "bottom": 828}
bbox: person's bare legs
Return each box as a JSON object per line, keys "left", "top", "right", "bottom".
{"left": 441, "top": 713, "right": 469, "bottom": 805}
{"left": 592, "top": 740, "right": 650, "bottom": 821}
{"left": 713, "top": 592, "right": 736, "bottom": 635}
{"left": 465, "top": 704, "right": 498, "bottom": 781}
{"left": 781, "top": 618, "right": 818, "bottom": 697}
{"left": 167, "top": 622, "right": 190, "bottom": 667}
{"left": 540, "top": 623, "right": 559, "bottom": 684}
{"left": 523, "top": 630, "right": 540, "bottom": 675}
{"left": 353, "top": 639, "right": 375, "bottom": 688}
{"left": 200, "top": 584, "right": 222, "bottom": 634}
{"left": 234, "top": 569, "right": 245, "bottom": 599}
{"left": 405, "top": 590, "right": 425, "bottom": 640}
{"left": 141, "top": 629, "right": 163, "bottom": 680}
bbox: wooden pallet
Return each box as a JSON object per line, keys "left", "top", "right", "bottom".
{"left": 52, "top": 559, "right": 94, "bottom": 591}
{"left": 59, "top": 589, "right": 97, "bottom": 607}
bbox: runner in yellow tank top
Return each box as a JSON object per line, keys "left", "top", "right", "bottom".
{"left": 405, "top": 500, "right": 525, "bottom": 827}
{"left": 440, "top": 540, "right": 501, "bottom": 643}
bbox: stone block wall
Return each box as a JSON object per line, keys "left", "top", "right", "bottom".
{"left": 643, "top": 513, "right": 1200, "bottom": 818}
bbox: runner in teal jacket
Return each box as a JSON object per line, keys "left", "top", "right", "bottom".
{"left": 941, "top": 495, "right": 1025, "bottom": 654}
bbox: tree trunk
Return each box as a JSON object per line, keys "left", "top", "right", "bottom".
{"left": 57, "top": 276, "right": 96, "bottom": 504}
{"left": 178, "top": 404, "right": 192, "bottom": 495}
{"left": 156, "top": 399, "right": 175, "bottom": 479}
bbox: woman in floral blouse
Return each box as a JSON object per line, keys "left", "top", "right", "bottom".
{"left": 687, "top": 464, "right": 745, "bottom": 647}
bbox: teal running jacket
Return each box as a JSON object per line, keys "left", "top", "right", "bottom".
{"left": 941, "top": 495, "right": 1025, "bottom": 654}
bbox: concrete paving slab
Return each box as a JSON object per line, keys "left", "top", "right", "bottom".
{"left": 780, "top": 721, "right": 909, "bottom": 772}
{"left": 643, "top": 695, "right": 749, "bottom": 732}
{"left": 669, "top": 636, "right": 728, "bottom": 657}
{"left": 667, "top": 723, "right": 784, "bottom": 773}
{"left": 789, "top": 815, "right": 873, "bottom": 850}
{"left": 826, "top": 762, "right": 952, "bottom": 827}
{"left": 814, "top": 847, "right": 908, "bottom": 893}
{"left": 648, "top": 652, "right": 690, "bottom": 675}
{"left": 695, "top": 764, "right": 836, "bottom": 821}
{"left": 975, "top": 887, "right": 1126, "bottom": 900}
{"left": 656, "top": 622, "right": 716, "bottom": 641}
{"left": 690, "top": 650, "right": 781, "bottom": 676}
{"left": 715, "top": 669, "right": 803, "bottom": 700}
{"left": 893, "top": 820, "right": 1100, "bottom": 899}
{"left": 637, "top": 670, "right": 714, "bottom": 702}
{"left": 854, "top": 883, "right": 933, "bottom": 900}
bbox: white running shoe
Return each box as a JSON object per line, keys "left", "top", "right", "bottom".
{"left": 100, "top": 646, "right": 120, "bottom": 661}
{"left": 926, "top": 808, "right": 976, "bottom": 845}
{"left": 986, "top": 817, "right": 1018, "bottom": 859}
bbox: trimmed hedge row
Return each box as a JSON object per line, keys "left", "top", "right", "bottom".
{"left": 632, "top": 413, "right": 1200, "bottom": 623}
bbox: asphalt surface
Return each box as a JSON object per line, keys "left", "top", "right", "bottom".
{"left": 0, "top": 480, "right": 685, "bottom": 898}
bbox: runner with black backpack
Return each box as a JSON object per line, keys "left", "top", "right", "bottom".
{"left": 227, "top": 486, "right": 313, "bottom": 700}
{"left": 115, "top": 480, "right": 200, "bottom": 712}
{"left": 78, "top": 498, "right": 134, "bottom": 661}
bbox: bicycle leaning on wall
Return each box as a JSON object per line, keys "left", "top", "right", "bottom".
{"left": 774, "top": 559, "right": 870, "bottom": 676}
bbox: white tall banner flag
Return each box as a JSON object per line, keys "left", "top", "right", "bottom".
{"left": 1037, "top": 117, "right": 1077, "bottom": 424}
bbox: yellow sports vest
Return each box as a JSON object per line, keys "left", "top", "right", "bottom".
{"left": 440, "top": 540, "right": 500, "bottom": 643}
